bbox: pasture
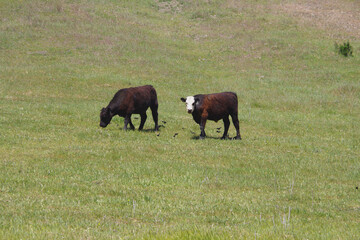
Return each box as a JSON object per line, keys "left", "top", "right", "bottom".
{"left": 1, "top": 0, "right": 359, "bottom": 239}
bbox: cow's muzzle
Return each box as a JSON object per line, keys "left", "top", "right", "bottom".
{"left": 187, "top": 110, "right": 192, "bottom": 114}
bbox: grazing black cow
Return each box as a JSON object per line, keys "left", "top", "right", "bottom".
{"left": 181, "top": 92, "right": 241, "bottom": 140}
{"left": 100, "top": 85, "right": 159, "bottom": 131}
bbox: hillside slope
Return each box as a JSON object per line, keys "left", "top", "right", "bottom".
{"left": 1, "top": 0, "right": 359, "bottom": 239}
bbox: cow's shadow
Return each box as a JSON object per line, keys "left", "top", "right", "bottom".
{"left": 140, "top": 128, "right": 158, "bottom": 133}
{"left": 190, "top": 135, "right": 237, "bottom": 140}
{"left": 190, "top": 135, "right": 221, "bottom": 140}
{"left": 116, "top": 124, "right": 164, "bottom": 132}
{"left": 140, "top": 125, "right": 165, "bottom": 133}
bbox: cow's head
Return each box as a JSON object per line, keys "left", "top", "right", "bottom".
{"left": 181, "top": 96, "right": 198, "bottom": 114}
{"left": 100, "top": 107, "right": 112, "bottom": 128}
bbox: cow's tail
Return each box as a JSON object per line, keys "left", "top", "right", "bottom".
{"left": 230, "top": 92, "right": 241, "bottom": 139}
{"left": 149, "top": 85, "right": 158, "bottom": 106}
{"left": 231, "top": 92, "right": 238, "bottom": 113}
{"left": 149, "top": 86, "right": 159, "bottom": 130}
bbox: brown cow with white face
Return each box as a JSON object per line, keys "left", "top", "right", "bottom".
{"left": 100, "top": 85, "right": 159, "bottom": 131}
{"left": 181, "top": 92, "right": 241, "bottom": 140}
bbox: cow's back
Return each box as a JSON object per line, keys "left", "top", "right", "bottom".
{"left": 203, "top": 92, "right": 237, "bottom": 120}
{"left": 107, "top": 85, "right": 156, "bottom": 113}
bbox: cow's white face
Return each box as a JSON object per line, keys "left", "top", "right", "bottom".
{"left": 184, "top": 96, "right": 195, "bottom": 113}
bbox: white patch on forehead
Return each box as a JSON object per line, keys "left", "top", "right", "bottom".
{"left": 185, "top": 96, "right": 195, "bottom": 112}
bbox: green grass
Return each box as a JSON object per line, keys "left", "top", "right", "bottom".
{"left": 1, "top": 0, "right": 359, "bottom": 239}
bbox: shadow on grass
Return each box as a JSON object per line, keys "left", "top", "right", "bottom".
{"left": 190, "top": 135, "right": 241, "bottom": 140}
{"left": 140, "top": 124, "right": 165, "bottom": 133}
{"left": 140, "top": 128, "right": 159, "bottom": 133}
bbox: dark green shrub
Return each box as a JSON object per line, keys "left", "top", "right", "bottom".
{"left": 335, "top": 41, "right": 353, "bottom": 57}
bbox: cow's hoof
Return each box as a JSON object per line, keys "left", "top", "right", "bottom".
{"left": 199, "top": 136, "right": 205, "bottom": 140}
{"left": 234, "top": 136, "right": 241, "bottom": 140}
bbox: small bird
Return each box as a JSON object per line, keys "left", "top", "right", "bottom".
{"left": 156, "top": 132, "right": 160, "bottom": 137}
{"left": 216, "top": 127, "right": 221, "bottom": 130}
{"left": 216, "top": 130, "right": 221, "bottom": 133}
{"left": 162, "top": 120, "right": 167, "bottom": 124}
{"left": 173, "top": 133, "right": 178, "bottom": 137}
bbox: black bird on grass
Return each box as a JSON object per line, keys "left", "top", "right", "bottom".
{"left": 173, "top": 133, "right": 178, "bottom": 138}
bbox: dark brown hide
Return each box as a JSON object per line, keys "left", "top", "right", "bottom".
{"left": 100, "top": 85, "right": 159, "bottom": 131}
{"left": 182, "top": 92, "right": 241, "bottom": 140}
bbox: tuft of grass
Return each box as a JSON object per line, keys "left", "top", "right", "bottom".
{"left": 335, "top": 41, "right": 353, "bottom": 57}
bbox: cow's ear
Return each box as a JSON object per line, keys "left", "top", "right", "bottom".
{"left": 194, "top": 97, "right": 200, "bottom": 103}
{"left": 180, "top": 97, "right": 186, "bottom": 102}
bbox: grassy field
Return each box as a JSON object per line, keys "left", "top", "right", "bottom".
{"left": 1, "top": 0, "right": 359, "bottom": 239}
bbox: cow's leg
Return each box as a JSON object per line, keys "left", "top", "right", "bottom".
{"left": 150, "top": 103, "right": 159, "bottom": 131}
{"left": 221, "top": 116, "right": 230, "bottom": 140}
{"left": 139, "top": 112, "right": 147, "bottom": 130}
{"left": 128, "top": 117, "right": 135, "bottom": 130}
{"left": 124, "top": 114, "right": 132, "bottom": 130}
{"left": 199, "top": 115, "right": 208, "bottom": 140}
{"left": 230, "top": 112, "right": 241, "bottom": 140}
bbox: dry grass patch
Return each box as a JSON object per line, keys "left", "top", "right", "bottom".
{"left": 279, "top": 0, "right": 360, "bottom": 39}
{"left": 332, "top": 85, "right": 360, "bottom": 97}
{"left": 155, "top": 0, "right": 183, "bottom": 14}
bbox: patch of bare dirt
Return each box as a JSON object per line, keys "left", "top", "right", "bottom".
{"left": 279, "top": 0, "right": 360, "bottom": 39}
